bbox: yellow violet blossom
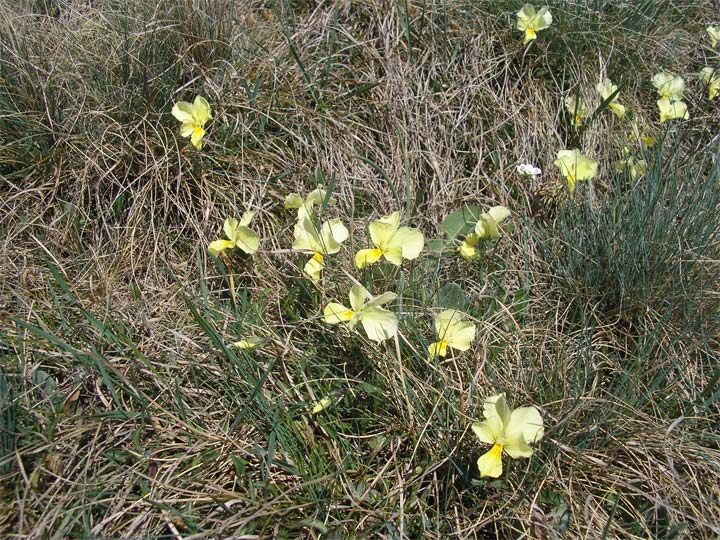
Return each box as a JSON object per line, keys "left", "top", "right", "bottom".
{"left": 292, "top": 217, "right": 349, "bottom": 281}
{"left": 652, "top": 73, "right": 685, "bottom": 100}
{"left": 311, "top": 397, "right": 332, "bottom": 414}
{"left": 171, "top": 95, "right": 212, "bottom": 149}
{"left": 475, "top": 206, "right": 511, "bottom": 240}
{"left": 355, "top": 211, "right": 424, "bottom": 269}
{"left": 284, "top": 187, "right": 335, "bottom": 220}
{"left": 231, "top": 336, "right": 265, "bottom": 350}
{"left": 613, "top": 156, "right": 647, "bottom": 180}
{"left": 657, "top": 97, "right": 689, "bottom": 122}
{"left": 516, "top": 4, "right": 552, "bottom": 45}
{"left": 595, "top": 78, "right": 626, "bottom": 119}
{"left": 564, "top": 94, "right": 589, "bottom": 127}
{"left": 699, "top": 67, "right": 719, "bottom": 100}
{"left": 553, "top": 149, "right": 598, "bottom": 193}
{"left": 458, "top": 233, "right": 481, "bottom": 261}
{"left": 708, "top": 26, "right": 720, "bottom": 48}
{"left": 324, "top": 284, "right": 398, "bottom": 342}
{"left": 472, "top": 393, "right": 544, "bottom": 478}
{"left": 428, "top": 310, "right": 476, "bottom": 359}
{"left": 208, "top": 213, "right": 260, "bottom": 256}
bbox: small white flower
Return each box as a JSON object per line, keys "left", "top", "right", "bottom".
{"left": 516, "top": 163, "right": 542, "bottom": 177}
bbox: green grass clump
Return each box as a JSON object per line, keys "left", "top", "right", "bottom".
{"left": 2, "top": 0, "right": 720, "bottom": 538}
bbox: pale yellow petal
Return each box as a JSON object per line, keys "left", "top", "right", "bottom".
{"left": 193, "top": 95, "right": 212, "bottom": 123}
{"left": 506, "top": 406, "right": 544, "bottom": 445}
{"left": 324, "top": 303, "right": 354, "bottom": 324}
{"left": 238, "top": 211, "right": 255, "bottom": 227}
{"left": 503, "top": 434, "right": 534, "bottom": 459}
{"left": 179, "top": 123, "right": 195, "bottom": 137}
{"left": 233, "top": 226, "right": 259, "bottom": 254}
{"left": 364, "top": 291, "right": 397, "bottom": 309}
{"left": 427, "top": 341, "right": 448, "bottom": 359}
{"left": 487, "top": 206, "right": 510, "bottom": 224}
{"left": 284, "top": 193, "right": 303, "bottom": 209}
{"left": 471, "top": 417, "right": 503, "bottom": 445}
{"left": 223, "top": 218, "right": 239, "bottom": 241}
{"left": 172, "top": 101, "right": 195, "bottom": 123}
{"left": 208, "top": 239, "right": 234, "bottom": 256}
{"left": 349, "top": 284, "right": 369, "bottom": 312}
{"left": 355, "top": 248, "right": 383, "bottom": 269}
{"left": 358, "top": 307, "right": 398, "bottom": 342}
{"left": 311, "top": 397, "right": 332, "bottom": 414}
{"left": 483, "top": 393, "right": 511, "bottom": 426}
{"left": 368, "top": 219, "right": 397, "bottom": 250}
{"left": 477, "top": 444, "right": 504, "bottom": 478}
{"left": 387, "top": 226, "right": 424, "bottom": 260}
{"left": 446, "top": 320, "right": 476, "bottom": 351}
{"left": 303, "top": 257, "right": 323, "bottom": 281}
{"left": 232, "top": 336, "right": 264, "bottom": 350}
{"left": 382, "top": 246, "right": 404, "bottom": 266}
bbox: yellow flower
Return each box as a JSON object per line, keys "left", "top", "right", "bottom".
{"left": 284, "top": 187, "right": 335, "bottom": 220}
{"left": 564, "top": 95, "right": 589, "bottom": 127}
{"left": 613, "top": 156, "right": 647, "bottom": 180}
{"left": 311, "top": 397, "right": 332, "bottom": 414}
{"left": 231, "top": 336, "right": 265, "bottom": 350}
{"left": 708, "top": 26, "right": 720, "bottom": 48}
{"left": 324, "top": 284, "right": 398, "bottom": 342}
{"left": 458, "top": 233, "right": 480, "bottom": 260}
{"left": 475, "top": 206, "right": 511, "bottom": 240}
{"left": 630, "top": 121, "right": 655, "bottom": 149}
{"left": 355, "top": 211, "right": 424, "bottom": 269}
{"left": 553, "top": 149, "right": 598, "bottom": 193}
{"left": 595, "top": 78, "right": 626, "bottom": 119}
{"left": 516, "top": 4, "right": 552, "bottom": 45}
{"left": 472, "top": 393, "right": 544, "bottom": 478}
{"left": 657, "top": 97, "right": 689, "bottom": 123}
{"left": 652, "top": 73, "right": 685, "bottom": 100}
{"left": 428, "top": 310, "right": 476, "bottom": 359}
{"left": 171, "top": 95, "right": 212, "bottom": 149}
{"left": 292, "top": 217, "right": 349, "bottom": 281}
{"left": 699, "top": 67, "right": 719, "bottom": 100}
{"left": 208, "top": 213, "right": 260, "bottom": 256}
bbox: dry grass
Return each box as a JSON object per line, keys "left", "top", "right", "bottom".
{"left": 1, "top": 0, "right": 719, "bottom": 538}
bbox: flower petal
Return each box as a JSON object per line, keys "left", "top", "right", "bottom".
{"left": 483, "top": 393, "right": 511, "bottom": 426}
{"left": 303, "top": 257, "right": 324, "bottom": 281}
{"left": 471, "top": 417, "right": 503, "bottom": 444}
{"left": 358, "top": 307, "right": 398, "bottom": 342}
{"left": 446, "top": 320, "right": 476, "bottom": 351}
{"left": 388, "top": 226, "right": 424, "bottom": 260}
{"left": 477, "top": 444, "right": 504, "bottom": 478}
{"left": 349, "top": 284, "right": 369, "bottom": 312}
{"left": 233, "top": 226, "right": 259, "bottom": 254}
{"left": 355, "top": 248, "right": 383, "bottom": 269}
{"left": 172, "top": 101, "right": 195, "bottom": 123}
{"left": 505, "top": 405, "right": 544, "bottom": 445}
{"left": 324, "top": 303, "right": 354, "bottom": 324}
{"left": 193, "top": 95, "right": 212, "bottom": 123}
{"left": 365, "top": 291, "right": 397, "bottom": 309}
{"left": 503, "top": 433, "right": 534, "bottom": 459}
{"left": 208, "top": 239, "right": 234, "bottom": 256}
{"left": 238, "top": 211, "right": 255, "bottom": 227}
{"left": 368, "top": 219, "right": 397, "bottom": 250}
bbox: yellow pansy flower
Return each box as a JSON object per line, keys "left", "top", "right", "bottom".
{"left": 428, "top": 310, "right": 476, "bottom": 359}
{"left": 564, "top": 95, "right": 589, "bottom": 127}
{"left": 292, "top": 217, "right": 349, "bottom": 281}
{"left": 208, "top": 213, "right": 260, "bottom": 256}
{"left": 458, "top": 233, "right": 480, "bottom": 261}
{"left": 657, "top": 97, "right": 689, "bottom": 123}
{"left": 613, "top": 156, "right": 647, "bottom": 180}
{"left": 699, "top": 67, "right": 719, "bottom": 100}
{"left": 355, "top": 211, "right": 424, "bottom": 269}
{"left": 231, "top": 336, "right": 265, "bottom": 350}
{"left": 652, "top": 73, "right": 685, "bottom": 100}
{"left": 708, "top": 26, "right": 720, "bottom": 48}
{"left": 553, "top": 149, "right": 598, "bottom": 193}
{"left": 284, "top": 187, "right": 336, "bottom": 220}
{"left": 516, "top": 4, "right": 552, "bottom": 45}
{"left": 472, "top": 393, "right": 544, "bottom": 478}
{"left": 475, "top": 206, "right": 511, "bottom": 240}
{"left": 324, "top": 284, "right": 398, "bottom": 342}
{"left": 171, "top": 95, "right": 212, "bottom": 149}
{"left": 311, "top": 397, "right": 332, "bottom": 414}
{"left": 595, "top": 78, "right": 626, "bottom": 119}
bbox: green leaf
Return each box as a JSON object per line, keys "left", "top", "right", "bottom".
{"left": 440, "top": 206, "right": 481, "bottom": 240}
{"left": 426, "top": 238, "right": 447, "bottom": 253}
{"left": 436, "top": 282, "right": 470, "bottom": 311}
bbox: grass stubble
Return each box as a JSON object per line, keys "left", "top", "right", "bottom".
{"left": 1, "top": 0, "right": 719, "bottom": 538}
